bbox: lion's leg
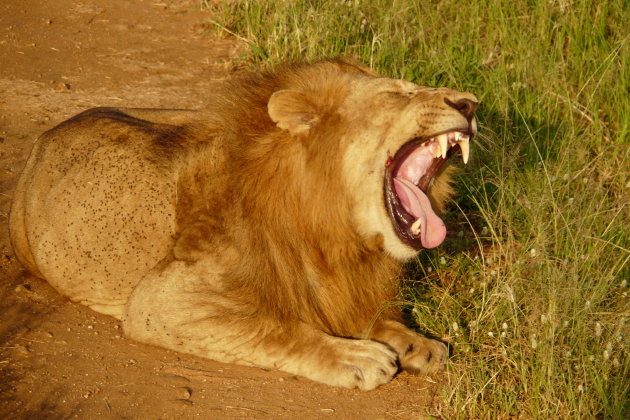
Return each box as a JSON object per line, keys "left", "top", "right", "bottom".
{"left": 369, "top": 319, "right": 448, "bottom": 374}
{"left": 123, "top": 259, "right": 398, "bottom": 390}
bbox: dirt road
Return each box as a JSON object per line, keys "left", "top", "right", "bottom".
{"left": 0, "top": 1, "right": 439, "bottom": 418}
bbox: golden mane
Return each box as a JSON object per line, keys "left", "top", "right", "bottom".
{"left": 175, "top": 59, "right": 401, "bottom": 336}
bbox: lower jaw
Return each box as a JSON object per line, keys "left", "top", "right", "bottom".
{"left": 381, "top": 229, "right": 422, "bottom": 260}
{"left": 383, "top": 170, "right": 422, "bottom": 250}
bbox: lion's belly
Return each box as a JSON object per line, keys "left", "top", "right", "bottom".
{"left": 20, "top": 134, "right": 177, "bottom": 316}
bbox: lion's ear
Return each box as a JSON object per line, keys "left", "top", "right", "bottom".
{"left": 268, "top": 90, "right": 320, "bottom": 135}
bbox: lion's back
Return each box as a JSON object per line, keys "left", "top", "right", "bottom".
{"left": 9, "top": 108, "right": 182, "bottom": 316}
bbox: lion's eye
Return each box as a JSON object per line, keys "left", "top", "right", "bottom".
{"left": 381, "top": 91, "right": 414, "bottom": 100}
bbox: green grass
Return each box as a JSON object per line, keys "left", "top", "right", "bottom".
{"left": 204, "top": 0, "right": 628, "bottom": 417}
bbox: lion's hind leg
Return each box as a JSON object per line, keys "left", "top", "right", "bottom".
{"left": 123, "top": 258, "right": 399, "bottom": 390}
{"left": 9, "top": 136, "right": 47, "bottom": 278}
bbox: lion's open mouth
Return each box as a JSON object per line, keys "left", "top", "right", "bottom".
{"left": 384, "top": 131, "right": 471, "bottom": 249}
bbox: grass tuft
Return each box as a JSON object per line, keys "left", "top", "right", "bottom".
{"left": 205, "top": 0, "right": 628, "bottom": 417}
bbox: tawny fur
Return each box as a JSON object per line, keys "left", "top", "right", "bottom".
{"left": 9, "top": 58, "right": 478, "bottom": 390}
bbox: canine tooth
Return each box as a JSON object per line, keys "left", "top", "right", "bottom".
{"left": 459, "top": 138, "right": 470, "bottom": 164}
{"left": 411, "top": 218, "right": 422, "bottom": 234}
{"left": 437, "top": 134, "right": 448, "bottom": 158}
{"left": 454, "top": 132, "right": 462, "bottom": 142}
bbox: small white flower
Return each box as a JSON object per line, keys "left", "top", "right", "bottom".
{"left": 529, "top": 248, "right": 537, "bottom": 257}
{"left": 565, "top": 350, "right": 572, "bottom": 358}
{"left": 577, "top": 384, "right": 584, "bottom": 393}
{"left": 502, "top": 322, "right": 508, "bottom": 330}
{"left": 563, "top": 320, "right": 569, "bottom": 328}
{"left": 595, "top": 322, "right": 602, "bottom": 337}
{"left": 427, "top": 267, "right": 432, "bottom": 273}
{"left": 452, "top": 322, "right": 459, "bottom": 332}
{"left": 510, "top": 82, "right": 527, "bottom": 89}
{"left": 488, "top": 331, "right": 494, "bottom": 337}
{"left": 439, "top": 256, "right": 446, "bottom": 265}
{"left": 603, "top": 350, "right": 610, "bottom": 361}
{"left": 501, "top": 331, "right": 507, "bottom": 338}
{"left": 530, "top": 335, "right": 537, "bottom": 349}
{"left": 359, "top": 18, "right": 367, "bottom": 33}
{"left": 469, "top": 287, "right": 475, "bottom": 294}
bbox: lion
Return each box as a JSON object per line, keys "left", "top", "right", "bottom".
{"left": 9, "top": 58, "right": 477, "bottom": 390}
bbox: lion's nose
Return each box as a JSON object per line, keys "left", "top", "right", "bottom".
{"left": 444, "top": 98, "right": 478, "bottom": 120}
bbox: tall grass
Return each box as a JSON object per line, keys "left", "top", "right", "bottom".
{"left": 204, "top": 0, "right": 628, "bottom": 417}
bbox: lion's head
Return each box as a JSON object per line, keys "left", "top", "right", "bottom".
{"left": 266, "top": 59, "right": 478, "bottom": 260}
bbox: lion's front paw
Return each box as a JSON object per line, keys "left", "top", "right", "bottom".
{"left": 310, "top": 338, "right": 398, "bottom": 391}
{"left": 399, "top": 335, "right": 447, "bottom": 374}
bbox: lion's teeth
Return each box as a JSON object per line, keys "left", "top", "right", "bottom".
{"left": 432, "top": 143, "right": 441, "bottom": 158}
{"left": 411, "top": 218, "right": 422, "bottom": 234}
{"left": 437, "top": 134, "right": 449, "bottom": 158}
{"left": 459, "top": 138, "right": 470, "bottom": 164}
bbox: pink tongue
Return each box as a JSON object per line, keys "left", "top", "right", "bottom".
{"left": 393, "top": 177, "right": 446, "bottom": 248}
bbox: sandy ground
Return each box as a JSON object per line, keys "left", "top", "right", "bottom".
{"left": 0, "top": 1, "right": 441, "bottom": 418}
